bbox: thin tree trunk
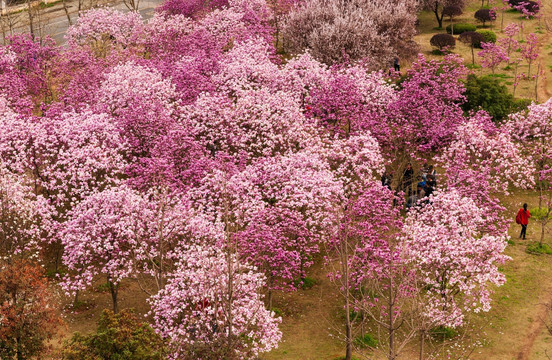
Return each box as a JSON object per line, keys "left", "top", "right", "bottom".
{"left": 62, "top": 0, "right": 72, "bottom": 25}
{"left": 419, "top": 330, "right": 425, "bottom": 360}
{"left": 388, "top": 274, "right": 395, "bottom": 360}
{"left": 344, "top": 238, "right": 352, "bottom": 360}
{"left": 26, "top": 0, "right": 33, "bottom": 37}
{"left": 108, "top": 278, "right": 119, "bottom": 314}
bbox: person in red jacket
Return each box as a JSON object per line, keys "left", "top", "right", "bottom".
{"left": 516, "top": 203, "right": 531, "bottom": 240}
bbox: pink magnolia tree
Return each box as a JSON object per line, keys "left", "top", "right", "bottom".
{"left": 182, "top": 88, "right": 320, "bottom": 166}
{"left": 327, "top": 183, "right": 413, "bottom": 360}
{"left": 498, "top": 23, "right": 520, "bottom": 63}
{"left": 305, "top": 65, "right": 396, "bottom": 139}
{"left": 438, "top": 112, "right": 534, "bottom": 235}
{"left": 61, "top": 185, "right": 221, "bottom": 311}
{"left": 149, "top": 244, "right": 282, "bottom": 360}
{"left": 283, "top": 0, "right": 418, "bottom": 68}
{"left": 507, "top": 99, "right": 552, "bottom": 245}
{"left": 521, "top": 33, "right": 539, "bottom": 76}
{"left": 0, "top": 111, "right": 127, "bottom": 215}
{"left": 61, "top": 186, "right": 153, "bottom": 313}
{"left": 65, "top": 8, "right": 146, "bottom": 56}
{"left": 478, "top": 42, "right": 509, "bottom": 74}
{"left": 401, "top": 189, "right": 510, "bottom": 328}
{"left": 0, "top": 165, "right": 50, "bottom": 260}
{"left": 157, "top": 0, "right": 229, "bottom": 18}
{"left": 0, "top": 35, "right": 57, "bottom": 115}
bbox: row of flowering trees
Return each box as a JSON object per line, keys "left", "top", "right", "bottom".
{"left": 0, "top": 0, "right": 551, "bottom": 358}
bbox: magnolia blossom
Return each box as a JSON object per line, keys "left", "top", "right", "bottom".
{"left": 66, "top": 8, "right": 146, "bottom": 48}
{"left": 402, "top": 189, "right": 510, "bottom": 327}
{"left": 149, "top": 244, "right": 282, "bottom": 360}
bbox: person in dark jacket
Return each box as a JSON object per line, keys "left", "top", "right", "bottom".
{"left": 516, "top": 203, "right": 531, "bottom": 240}
{"left": 403, "top": 163, "right": 414, "bottom": 192}
{"left": 394, "top": 57, "right": 400, "bottom": 72}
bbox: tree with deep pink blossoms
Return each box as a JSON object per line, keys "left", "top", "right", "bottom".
{"left": 478, "top": 42, "right": 509, "bottom": 74}
{"left": 96, "top": 62, "right": 179, "bottom": 164}
{"left": 0, "top": 34, "right": 57, "bottom": 115}
{"left": 233, "top": 207, "right": 315, "bottom": 307}
{"left": 149, "top": 244, "right": 282, "bottom": 360}
{"left": 401, "top": 189, "right": 510, "bottom": 329}
{"left": 507, "top": 99, "right": 552, "bottom": 245}
{"left": 305, "top": 65, "right": 396, "bottom": 139}
{"left": 521, "top": 33, "right": 539, "bottom": 76}
{"left": 384, "top": 54, "right": 467, "bottom": 182}
{"left": 158, "top": 0, "right": 228, "bottom": 18}
{"left": 499, "top": 23, "right": 520, "bottom": 64}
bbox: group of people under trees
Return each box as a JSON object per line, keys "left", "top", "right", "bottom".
{"left": 380, "top": 163, "right": 437, "bottom": 210}
{"left": 382, "top": 164, "right": 533, "bottom": 238}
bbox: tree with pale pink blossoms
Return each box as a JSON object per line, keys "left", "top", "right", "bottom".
{"left": 521, "top": 33, "right": 539, "bottom": 76}
{"left": 321, "top": 133, "right": 385, "bottom": 196}
{"left": 61, "top": 186, "right": 153, "bottom": 313}
{"left": 478, "top": 42, "right": 509, "bottom": 74}
{"left": 401, "top": 189, "right": 510, "bottom": 329}
{"left": 65, "top": 8, "right": 146, "bottom": 56}
{"left": 182, "top": 89, "right": 320, "bottom": 166}
{"left": 283, "top": 0, "right": 418, "bottom": 68}
{"left": 0, "top": 165, "right": 50, "bottom": 261}
{"left": 227, "top": 152, "right": 343, "bottom": 237}
{"left": 149, "top": 244, "right": 282, "bottom": 360}
{"left": 0, "top": 110, "right": 128, "bottom": 219}
{"left": 438, "top": 112, "right": 534, "bottom": 235}
{"left": 327, "top": 183, "right": 414, "bottom": 360}
{"left": 507, "top": 99, "right": 552, "bottom": 245}
{"left": 199, "top": 0, "right": 274, "bottom": 48}
{"left": 61, "top": 185, "right": 221, "bottom": 311}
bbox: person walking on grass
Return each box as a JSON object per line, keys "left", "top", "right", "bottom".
{"left": 516, "top": 203, "right": 531, "bottom": 240}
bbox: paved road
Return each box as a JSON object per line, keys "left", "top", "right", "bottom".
{"left": 8, "top": 0, "right": 163, "bottom": 44}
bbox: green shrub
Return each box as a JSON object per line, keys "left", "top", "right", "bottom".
{"left": 354, "top": 334, "right": 378, "bottom": 348}
{"left": 61, "top": 309, "right": 165, "bottom": 360}
{"left": 271, "top": 307, "right": 284, "bottom": 317}
{"left": 294, "top": 276, "right": 318, "bottom": 289}
{"left": 530, "top": 207, "right": 552, "bottom": 221}
{"left": 96, "top": 282, "right": 111, "bottom": 292}
{"left": 446, "top": 23, "right": 477, "bottom": 34}
{"left": 430, "top": 326, "right": 457, "bottom": 341}
{"left": 463, "top": 74, "right": 519, "bottom": 121}
{"left": 514, "top": 98, "right": 533, "bottom": 112}
{"left": 526, "top": 242, "right": 552, "bottom": 255}
{"left": 475, "top": 30, "right": 497, "bottom": 47}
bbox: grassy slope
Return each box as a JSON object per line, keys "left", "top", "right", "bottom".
{"left": 413, "top": 0, "right": 552, "bottom": 102}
